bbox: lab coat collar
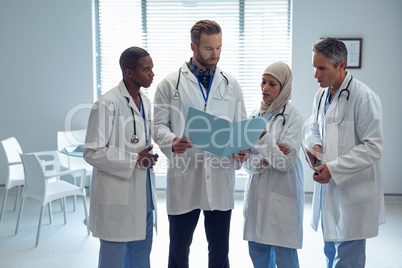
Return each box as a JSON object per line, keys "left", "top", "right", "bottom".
{"left": 119, "top": 80, "right": 146, "bottom": 113}
{"left": 186, "top": 57, "right": 213, "bottom": 77}
{"left": 327, "top": 71, "right": 351, "bottom": 99}
{"left": 323, "top": 71, "right": 351, "bottom": 125}
{"left": 281, "top": 102, "right": 292, "bottom": 116}
{"left": 339, "top": 71, "right": 352, "bottom": 93}
{"left": 181, "top": 62, "right": 226, "bottom": 88}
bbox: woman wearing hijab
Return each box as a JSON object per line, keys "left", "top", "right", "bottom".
{"left": 242, "top": 62, "right": 304, "bottom": 267}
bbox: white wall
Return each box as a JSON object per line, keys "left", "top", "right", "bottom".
{"left": 0, "top": 0, "right": 94, "bottom": 183}
{"left": 1, "top": 0, "right": 401, "bottom": 194}
{"left": 292, "top": 0, "right": 402, "bottom": 194}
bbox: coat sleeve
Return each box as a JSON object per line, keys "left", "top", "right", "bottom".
{"left": 232, "top": 79, "right": 247, "bottom": 123}
{"left": 304, "top": 90, "right": 323, "bottom": 150}
{"left": 84, "top": 100, "right": 137, "bottom": 180}
{"left": 327, "top": 92, "right": 384, "bottom": 185}
{"left": 254, "top": 109, "right": 304, "bottom": 171}
{"left": 232, "top": 78, "right": 248, "bottom": 169}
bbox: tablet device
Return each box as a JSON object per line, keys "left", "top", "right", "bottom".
{"left": 301, "top": 144, "right": 321, "bottom": 175}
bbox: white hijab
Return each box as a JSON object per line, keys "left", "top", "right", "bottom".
{"left": 259, "top": 62, "right": 292, "bottom": 117}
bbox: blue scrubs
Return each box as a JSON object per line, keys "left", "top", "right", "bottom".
{"left": 248, "top": 241, "right": 299, "bottom": 268}
{"left": 322, "top": 210, "right": 366, "bottom": 268}
{"left": 99, "top": 210, "right": 154, "bottom": 268}
{"left": 323, "top": 239, "right": 366, "bottom": 268}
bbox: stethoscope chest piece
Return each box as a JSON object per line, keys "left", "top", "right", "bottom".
{"left": 172, "top": 91, "right": 180, "bottom": 100}
{"left": 131, "top": 135, "right": 139, "bottom": 144}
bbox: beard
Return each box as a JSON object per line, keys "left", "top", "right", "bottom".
{"left": 195, "top": 52, "right": 219, "bottom": 70}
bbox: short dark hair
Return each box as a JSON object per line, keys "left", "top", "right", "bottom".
{"left": 190, "top": 20, "right": 222, "bottom": 47}
{"left": 119, "top": 47, "right": 150, "bottom": 74}
{"left": 312, "top": 37, "right": 348, "bottom": 68}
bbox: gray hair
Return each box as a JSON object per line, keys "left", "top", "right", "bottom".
{"left": 312, "top": 37, "right": 348, "bottom": 68}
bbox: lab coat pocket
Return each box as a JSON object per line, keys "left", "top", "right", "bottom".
{"left": 211, "top": 96, "right": 232, "bottom": 117}
{"left": 337, "top": 121, "right": 356, "bottom": 149}
{"left": 325, "top": 121, "right": 354, "bottom": 162}
{"left": 268, "top": 192, "right": 297, "bottom": 226}
{"left": 326, "top": 97, "right": 348, "bottom": 125}
{"left": 347, "top": 168, "right": 377, "bottom": 202}
{"left": 97, "top": 172, "right": 129, "bottom": 205}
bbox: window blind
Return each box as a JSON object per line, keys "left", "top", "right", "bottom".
{"left": 95, "top": 0, "right": 292, "bottom": 178}
{"left": 95, "top": 0, "right": 292, "bottom": 115}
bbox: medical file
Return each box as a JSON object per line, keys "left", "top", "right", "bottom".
{"left": 184, "top": 107, "right": 271, "bottom": 157}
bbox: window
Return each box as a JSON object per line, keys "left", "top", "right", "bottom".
{"left": 95, "top": 0, "right": 292, "bottom": 185}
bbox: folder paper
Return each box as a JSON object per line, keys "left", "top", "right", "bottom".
{"left": 184, "top": 107, "right": 271, "bottom": 157}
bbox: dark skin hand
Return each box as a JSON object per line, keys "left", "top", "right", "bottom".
{"left": 137, "top": 145, "right": 159, "bottom": 168}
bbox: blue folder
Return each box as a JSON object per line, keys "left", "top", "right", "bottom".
{"left": 184, "top": 107, "right": 271, "bottom": 157}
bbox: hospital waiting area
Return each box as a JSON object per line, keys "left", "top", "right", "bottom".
{"left": 0, "top": 182, "right": 401, "bottom": 267}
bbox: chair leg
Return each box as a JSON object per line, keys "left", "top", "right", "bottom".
{"left": 82, "top": 195, "right": 90, "bottom": 235}
{"left": 0, "top": 189, "right": 9, "bottom": 223}
{"left": 73, "top": 177, "right": 77, "bottom": 212}
{"left": 15, "top": 197, "right": 25, "bottom": 235}
{"left": 87, "top": 175, "right": 92, "bottom": 195}
{"left": 62, "top": 198, "right": 67, "bottom": 225}
{"left": 35, "top": 206, "right": 45, "bottom": 247}
{"left": 13, "top": 186, "right": 21, "bottom": 211}
{"left": 48, "top": 202, "right": 53, "bottom": 224}
{"left": 73, "top": 195, "right": 77, "bottom": 212}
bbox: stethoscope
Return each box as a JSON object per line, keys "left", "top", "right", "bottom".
{"left": 256, "top": 103, "right": 287, "bottom": 126}
{"left": 316, "top": 75, "right": 353, "bottom": 121}
{"left": 125, "top": 95, "right": 148, "bottom": 144}
{"left": 172, "top": 66, "right": 230, "bottom": 107}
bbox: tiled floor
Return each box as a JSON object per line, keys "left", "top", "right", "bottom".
{"left": 0, "top": 187, "right": 401, "bottom": 267}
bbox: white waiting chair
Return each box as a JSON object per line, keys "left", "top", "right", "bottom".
{"left": 15, "top": 153, "right": 89, "bottom": 247}
{"left": 57, "top": 129, "right": 92, "bottom": 211}
{"left": 0, "top": 137, "right": 67, "bottom": 223}
{"left": 0, "top": 137, "right": 25, "bottom": 223}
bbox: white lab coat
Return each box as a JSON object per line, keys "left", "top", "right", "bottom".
{"left": 304, "top": 72, "right": 385, "bottom": 241}
{"left": 153, "top": 62, "right": 246, "bottom": 215}
{"left": 84, "top": 81, "right": 157, "bottom": 242}
{"left": 242, "top": 103, "right": 304, "bottom": 249}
